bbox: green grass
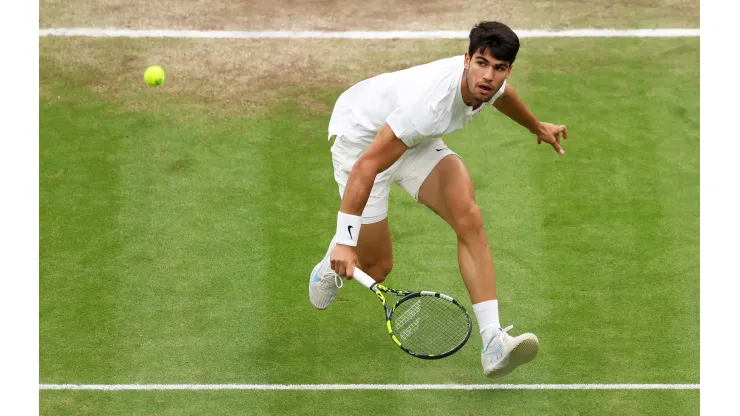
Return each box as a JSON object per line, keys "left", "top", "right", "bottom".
{"left": 39, "top": 37, "right": 699, "bottom": 414}
{"left": 41, "top": 390, "right": 699, "bottom": 415}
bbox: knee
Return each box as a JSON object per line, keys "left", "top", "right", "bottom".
{"left": 452, "top": 203, "right": 486, "bottom": 239}
{"left": 361, "top": 259, "right": 393, "bottom": 283}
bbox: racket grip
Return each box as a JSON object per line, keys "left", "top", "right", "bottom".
{"left": 352, "top": 268, "right": 377, "bottom": 290}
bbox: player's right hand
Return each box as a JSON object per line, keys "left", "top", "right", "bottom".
{"left": 330, "top": 243, "right": 358, "bottom": 279}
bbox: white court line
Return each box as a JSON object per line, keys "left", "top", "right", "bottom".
{"left": 38, "top": 28, "right": 700, "bottom": 39}
{"left": 39, "top": 383, "right": 700, "bottom": 391}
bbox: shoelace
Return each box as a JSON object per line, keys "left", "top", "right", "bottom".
{"left": 500, "top": 325, "right": 514, "bottom": 334}
{"left": 481, "top": 325, "right": 514, "bottom": 353}
{"left": 482, "top": 325, "right": 515, "bottom": 353}
{"left": 320, "top": 271, "right": 343, "bottom": 289}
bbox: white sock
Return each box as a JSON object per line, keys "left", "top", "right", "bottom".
{"left": 324, "top": 236, "right": 337, "bottom": 259}
{"left": 473, "top": 299, "right": 501, "bottom": 337}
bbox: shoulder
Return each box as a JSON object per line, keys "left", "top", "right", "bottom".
{"left": 398, "top": 56, "right": 463, "bottom": 108}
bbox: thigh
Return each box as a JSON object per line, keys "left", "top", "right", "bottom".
{"left": 416, "top": 154, "right": 477, "bottom": 227}
{"left": 395, "top": 138, "right": 458, "bottom": 201}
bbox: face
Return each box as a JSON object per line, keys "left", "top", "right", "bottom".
{"left": 463, "top": 48, "right": 513, "bottom": 104}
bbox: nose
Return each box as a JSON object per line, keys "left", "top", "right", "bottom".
{"left": 482, "top": 67, "right": 494, "bottom": 82}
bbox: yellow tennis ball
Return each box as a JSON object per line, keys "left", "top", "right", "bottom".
{"left": 144, "top": 65, "right": 165, "bottom": 86}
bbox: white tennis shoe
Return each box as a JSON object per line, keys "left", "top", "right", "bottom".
{"left": 481, "top": 325, "right": 539, "bottom": 379}
{"left": 309, "top": 255, "right": 343, "bottom": 309}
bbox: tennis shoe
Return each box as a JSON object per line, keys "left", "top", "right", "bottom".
{"left": 309, "top": 254, "right": 343, "bottom": 309}
{"left": 481, "top": 325, "right": 539, "bottom": 379}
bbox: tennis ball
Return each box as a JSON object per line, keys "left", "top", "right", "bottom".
{"left": 144, "top": 65, "right": 165, "bottom": 86}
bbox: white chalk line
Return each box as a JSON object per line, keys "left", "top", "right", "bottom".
{"left": 38, "top": 28, "right": 700, "bottom": 39}
{"left": 39, "top": 383, "right": 700, "bottom": 391}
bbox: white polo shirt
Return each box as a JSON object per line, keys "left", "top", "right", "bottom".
{"left": 327, "top": 55, "right": 506, "bottom": 148}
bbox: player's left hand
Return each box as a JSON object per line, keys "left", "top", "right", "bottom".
{"left": 535, "top": 122, "right": 568, "bottom": 155}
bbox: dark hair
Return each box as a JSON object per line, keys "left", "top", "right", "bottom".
{"left": 468, "top": 21, "right": 520, "bottom": 65}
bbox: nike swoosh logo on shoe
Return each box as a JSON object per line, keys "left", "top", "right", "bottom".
{"left": 481, "top": 338, "right": 494, "bottom": 353}
{"left": 486, "top": 344, "right": 503, "bottom": 355}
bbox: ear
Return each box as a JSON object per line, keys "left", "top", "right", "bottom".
{"left": 464, "top": 52, "right": 470, "bottom": 70}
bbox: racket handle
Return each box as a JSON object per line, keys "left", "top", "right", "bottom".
{"left": 352, "top": 268, "right": 377, "bottom": 290}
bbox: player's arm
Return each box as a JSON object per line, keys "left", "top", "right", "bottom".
{"left": 340, "top": 123, "right": 407, "bottom": 215}
{"left": 492, "top": 84, "right": 568, "bottom": 155}
{"left": 331, "top": 123, "right": 408, "bottom": 277}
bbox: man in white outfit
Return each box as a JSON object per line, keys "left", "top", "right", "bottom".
{"left": 309, "top": 21, "right": 568, "bottom": 378}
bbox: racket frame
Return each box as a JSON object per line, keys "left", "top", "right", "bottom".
{"left": 353, "top": 268, "right": 473, "bottom": 359}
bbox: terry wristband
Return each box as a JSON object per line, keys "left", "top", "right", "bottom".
{"left": 336, "top": 211, "right": 362, "bottom": 247}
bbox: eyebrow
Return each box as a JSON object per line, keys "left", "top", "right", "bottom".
{"left": 475, "top": 56, "right": 509, "bottom": 67}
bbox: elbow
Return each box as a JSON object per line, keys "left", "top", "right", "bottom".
{"left": 353, "top": 156, "right": 384, "bottom": 178}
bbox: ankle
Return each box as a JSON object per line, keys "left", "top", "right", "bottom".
{"left": 472, "top": 299, "right": 501, "bottom": 334}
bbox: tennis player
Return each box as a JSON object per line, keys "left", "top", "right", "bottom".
{"left": 309, "top": 21, "right": 567, "bottom": 378}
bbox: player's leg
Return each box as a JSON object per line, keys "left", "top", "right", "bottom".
{"left": 310, "top": 216, "right": 393, "bottom": 308}
{"left": 399, "top": 140, "right": 538, "bottom": 378}
{"left": 416, "top": 154, "right": 496, "bottom": 304}
{"left": 309, "top": 136, "right": 394, "bottom": 309}
{"left": 395, "top": 140, "right": 494, "bottom": 303}
{"left": 355, "top": 217, "right": 393, "bottom": 283}
{"left": 309, "top": 202, "right": 393, "bottom": 309}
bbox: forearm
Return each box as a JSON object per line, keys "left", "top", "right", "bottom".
{"left": 339, "top": 162, "right": 377, "bottom": 216}
{"left": 339, "top": 123, "right": 407, "bottom": 216}
{"left": 493, "top": 85, "right": 543, "bottom": 134}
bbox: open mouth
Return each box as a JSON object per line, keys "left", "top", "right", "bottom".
{"left": 477, "top": 84, "right": 493, "bottom": 94}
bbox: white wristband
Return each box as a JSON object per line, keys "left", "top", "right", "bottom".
{"left": 336, "top": 211, "right": 362, "bottom": 247}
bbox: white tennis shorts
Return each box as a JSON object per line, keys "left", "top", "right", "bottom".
{"left": 330, "top": 135, "right": 458, "bottom": 224}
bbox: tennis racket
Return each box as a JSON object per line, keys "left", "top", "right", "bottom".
{"left": 352, "top": 267, "right": 472, "bottom": 359}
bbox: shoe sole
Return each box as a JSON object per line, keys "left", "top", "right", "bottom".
{"left": 486, "top": 336, "right": 539, "bottom": 379}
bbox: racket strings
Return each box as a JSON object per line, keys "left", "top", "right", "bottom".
{"left": 391, "top": 296, "right": 470, "bottom": 355}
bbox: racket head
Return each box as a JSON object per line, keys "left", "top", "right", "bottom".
{"left": 387, "top": 291, "right": 472, "bottom": 359}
